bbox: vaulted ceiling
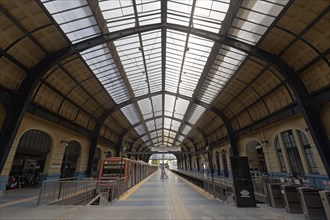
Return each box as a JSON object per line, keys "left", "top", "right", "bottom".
{"left": 1, "top": 0, "right": 329, "bottom": 154}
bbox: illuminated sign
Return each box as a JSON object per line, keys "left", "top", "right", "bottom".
{"left": 151, "top": 147, "right": 181, "bottom": 152}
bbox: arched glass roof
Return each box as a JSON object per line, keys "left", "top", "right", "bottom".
{"left": 40, "top": 0, "right": 289, "bottom": 150}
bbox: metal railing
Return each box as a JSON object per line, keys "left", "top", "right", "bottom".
{"left": 36, "top": 169, "right": 159, "bottom": 206}
{"left": 203, "top": 176, "right": 234, "bottom": 203}
{"left": 96, "top": 177, "right": 129, "bottom": 205}
{"left": 37, "top": 177, "right": 97, "bottom": 205}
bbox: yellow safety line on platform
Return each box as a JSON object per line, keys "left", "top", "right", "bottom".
{"left": 119, "top": 171, "right": 158, "bottom": 201}
{"left": 168, "top": 178, "right": 191, "bottom": 219}
{"left": 0, "top": 195, "right": 38, "bottom": 208}
{"left": 173, "top": 173, "right": 215, "bottom": 200}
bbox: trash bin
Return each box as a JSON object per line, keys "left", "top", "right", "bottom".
{"left": 297, "top": 187, "right": 327, "bottom": 220}
{"left": 281, "top": 184, "right": 302, "bottom": 213}
{"left": 319, "top": 190, "right": 330, "bottom": 220}
{"left": 267, "top": 183, "right": 284, "bottom": 208}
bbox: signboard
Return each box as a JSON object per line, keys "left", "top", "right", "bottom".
{"left": 151, "top": 147, "right": 181, "bottom": 152}
{"left": 230, "top": 156, "right": 256, "bottom": 207}
{"left": 51, "top": 163, "right": 61, "bottom": 169}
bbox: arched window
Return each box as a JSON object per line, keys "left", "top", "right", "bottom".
{"left": 281, "top": 130, "right": 304, "bottom": 177}
{"left": 297, "top": 130, "right": 319, "bottom": 174}
{"left": 246, "top": 141, "right": 267, "bottom": 174}
{"left": 10, "top": 129, "right": 51, "bottom": 184}
{"left": 275, "top": 136, "right": 286, "bottom": 172}
{"left": 17, "top": 129, "right": 51, "bottom": 155}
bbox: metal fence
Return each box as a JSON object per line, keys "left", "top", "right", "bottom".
{"left": 37, "top": 177, "right": 97, "bottom": 205}
{"left": 96, "top": 178, "right": 129, "bottom": 205}
{"left": 203, "top": 177, "right": 234, "bottom": 203}
{"left": 37, "top": 177, "right": 132, "bottom": 206}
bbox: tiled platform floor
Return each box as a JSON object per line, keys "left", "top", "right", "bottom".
{"left": 0, "top": 170, "right": 305, "bottom": 220}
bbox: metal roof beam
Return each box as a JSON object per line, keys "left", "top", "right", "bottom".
{"left": 2, "top": 15, "right": 328, "bottom": 174}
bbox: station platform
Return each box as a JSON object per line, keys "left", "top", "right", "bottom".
{"left": 0, "top": 169, "right": 304, "bottom": 220}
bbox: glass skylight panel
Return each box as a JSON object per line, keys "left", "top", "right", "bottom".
{"left": 120, "top": 104, "right": 140, "bottom": 125}
{"left": 80, "top": 44, "right": 130, "bottom": 104}
{"left": 246, "top": 1, "right": 285, "bottom": 16}
{"left": 163, "top": 129, "right": 169, "bottom": 137}
{"left": 165, "top": 95, "right": 175, "bottom": 117}
{"left": 99, "top": 0, "right": 136, "bottom": 32}
{"left": 152, "top": 95, "right": 162, "bottom": 117}
{"left": 170, "top": 119, "right": 181, "bottom": 131}
{"left": 142, "top": 135, "right": 149, "bottom": 142}
{"left": 177, "top": 135, "right": 184, "bottom": 142}
{"left": 198, "top": 46, "right": 247, "bottom": 104}
{"left": 155, "top": 118, "right": 162, "bottom": 129}
{"left": 150, "top": 131, "right": 158, "bottom": 138}
{"left": 157, "top": 137, "right": 163, "bottom": 143}
{"left": 192, "top": 0, "right": 230, "bottom": 33}
{"left": 231, "top": 19, "right": 268, "bottom": 35}
{"left": 135, "top": 124, "right": 146, "bottom": 135}
{"left": 228, "top": 0, "right": 289, "bottom": 45}
{"left": 139, "top": 13, "right": 161, "bottom": 26}
{"left": 229, "top": 28, "right": 262, "bottom": 44}
{"left": 146, "top": 120, "right": 156, "bottom": 131}
{"left": 164, "top": 118, "right": 172, "bottom": 129}
{"left": 41, "top": 0, "right": 101, "bottom": 43}
{"left": 156, "top": 129, "right": 162, "bottom": 136}
{"left": 182, "top": 125, "right": 192, "bottom": 135}
{"left": 115, "top": 34, "right": 149, "bottom": 97}
{"left": 174, "top": 98, "right": 189, "bottom": 120}
{"left": 142, "top": 31, "right": 162, "bottom": 93}
{"left": 59, "top": 17, "right": 96, "bottom": 33}
{"left": 188, "top": 104, "right": 206, "bottom": 124}
{"left": 180, "top": 35, "right": 213, "bottom": 96}
{"left": 168, "top": 131, "right": 176, "bottom": 139}
{"left": 167, "top": 13, "right": 191, "bottom": 27}
{"left": 136, "top": 0, "right": 161, "bottom": 26}
{"left": 167, "top": 0, "right": 192, "bottom": 26}
{"left": 166, "top": 30, "right": 187, "bottom": 93}
{"left": 137, "top": 98, "right": 153, "bottom": 119}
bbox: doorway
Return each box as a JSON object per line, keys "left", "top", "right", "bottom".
{"left": 7, "top": 129, "right": 51, "bottom": 190}
{"left": 246, "top": 140, "right": 268, "bottom": 175}
{"left": 60, "top": 141, "right": 81, "bottom": 178}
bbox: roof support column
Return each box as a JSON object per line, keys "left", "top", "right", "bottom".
{"left": 0, "top": 47, "right": 72, "bottom": 174}
{"left": 194, "top": 147, "right": 200, "bottom": 172}
{"left": 188, "top": 153, "right": 192, "bottom": 171}
{"left": 184, "top": 154, "right": 188, "bottom": 170}
{"left": 301, "top": 98, "right": 330, "bottom": 177}
{"left": 86, "top": 112, "right": 111, "bottom": 177}
{"left": 86, "top": 134, "right": 99, "bottom": 177}
{"left": 116, "top": 136, "right": 124, "bottom": 157}
{"left": 0, "top": 93, "right": 26, "bottom": 174}
{"left": 210, "top": 106, "right": 239, "bottom": 156}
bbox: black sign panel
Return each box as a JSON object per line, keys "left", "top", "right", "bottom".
{"left": 230, "top": 156, "right": 256, "bottom": 207}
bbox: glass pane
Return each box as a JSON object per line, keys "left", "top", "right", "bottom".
{"left": 198, "top": 46, "right": 247, "bottom": 104}
{"left": 228, "top": 0, "right": 288, "bottom": 45}
{"left": 120, "top": 104, "right": 140, "bottom": 125}
{"left": 80, "top": 44, "right": 130, "bottom": 104}
{"left": 42, "top": 0, "right": 101, "bottom": 43}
